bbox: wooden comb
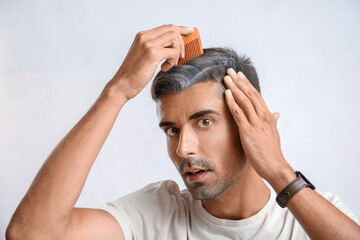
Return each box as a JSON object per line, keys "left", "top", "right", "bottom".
{"left": 176, "top": 27, "right": 203, "bottom": 65}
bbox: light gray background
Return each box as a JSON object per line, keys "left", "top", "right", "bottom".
{"left": 1, "top": 0, "right": 359, "bottom": 237}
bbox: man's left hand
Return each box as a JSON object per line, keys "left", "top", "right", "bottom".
{"left": 223, "top": 68, "right": 295, "bottom": 189}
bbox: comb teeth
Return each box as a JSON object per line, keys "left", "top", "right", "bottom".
{"left": 177, "top": 39, "right": 202, "bottom": 65}
{"left": 176, "top": 27, "right": 203, "bottom": 66}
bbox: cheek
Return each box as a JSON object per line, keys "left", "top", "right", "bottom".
{"left": 197, "top": 124, "right": 231, "bottom": 157}
{"left": 200, "top": 121, "right": 243, "bottom": 163}
{"left": 213, "top": 121, "right": 238, "bottom": 146}
{"left": 223, "top": 114, "right": 242, "bottom": 147}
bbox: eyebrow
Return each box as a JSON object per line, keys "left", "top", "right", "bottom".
{"left": 159, "top": 109, "right": 221, "bottom": 128}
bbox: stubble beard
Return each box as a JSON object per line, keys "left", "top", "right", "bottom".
{"left": 185, "top": 174, "right": 234, "bottom": 200}
{"left": 178, "top": 156, "right": 238, "bottom": 200}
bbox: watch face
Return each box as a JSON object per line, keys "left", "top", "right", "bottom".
{"left": 296, "top": 171, "right": 316, "bottom": 190}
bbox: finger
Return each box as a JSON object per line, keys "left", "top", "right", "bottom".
{"left": 147, "top": 31, "right": 181, "bottom": 50}
{"left": 272, "top": 112, "right": 280, "bottom": 126}
{"left": 223, "top": 75, "right": 259, "bottom": 124}
{"left": 176, "top": 25, "right": 195, "bottom": 35}
{"left": 140, "top": 24, "right": 193, "bottom": 42}
{"left": 146, "top": 31, "right": 181, "bottom": 67}
{"left": 226, "top": 68, "right": 268, "bottom": 118}
{"left": 273, "top": 112, "right": 280, "bottom": 121}
{"left": 177, "top": 26, "right": 193, "bottom": 58}
{"left": 178, "top": 33, "right": 185, "bottom": 59}
{"left": 224, "top": 89, "right": 249, "bottom": 128}
{"left": 156, "top": 29, "right": 184, "bottom": 59}
{"left": 166, "top": 38, "right": 181, "bottom": 67}
{"left": 158, "top": 25, "right": 189, "bottom": 59}
{"left": 161, "top": 60, "right": 173, "bottom": 72}
{"left": 230, "top": 69, "right": 271, "bottom": 115}
{"left": 156, "top": 48, "right": 180, "bottom": 71}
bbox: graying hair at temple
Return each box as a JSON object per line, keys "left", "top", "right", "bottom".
{"left": 151, "top": 47, "right": 260, "bottom": 101}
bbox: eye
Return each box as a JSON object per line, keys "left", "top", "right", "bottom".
{"left": 166, "top": 127, "right": 179, "bottom": 136}
{"left": 197, "top": 119, "right": 213, "bottom": 128}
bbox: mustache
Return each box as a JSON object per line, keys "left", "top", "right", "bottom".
{"left": 179, "top": 157, "right": 216, "bottom": 173}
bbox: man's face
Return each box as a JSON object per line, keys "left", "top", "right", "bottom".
{"left": 157, "top": 81, "right": 247, "bottom": 200}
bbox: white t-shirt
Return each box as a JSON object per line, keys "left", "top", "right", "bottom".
{"left": 100, "top": 180, "right": 359, "bottom": 240}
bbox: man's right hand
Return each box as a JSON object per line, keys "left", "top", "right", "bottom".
{"left": 6, "top": 24, "right": 194, "bottom": 240}
{"left": 110, "top": 24, "right": 194, "bottom": 101}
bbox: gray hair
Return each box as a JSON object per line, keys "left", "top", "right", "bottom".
{"left": 151, "top": 47, "right": 260, "bottom": 102}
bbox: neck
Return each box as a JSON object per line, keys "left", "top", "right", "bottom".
{"left": 201, "top": 165, "right": 270, "bottom": 220}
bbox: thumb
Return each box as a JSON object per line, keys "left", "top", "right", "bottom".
{"left": 272, "top": 112, "right": 280, "bottom": 122}
{"left": 161, "top": 60, "right": 173, "bottom": 72}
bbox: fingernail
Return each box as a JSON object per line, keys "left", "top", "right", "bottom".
{"left": 228, "top": 68, "right": 236, "bottom": 75}
{"left": 224, "top": 75, "right": 232, "bottom": 83}
{"left": 238, "top": 71, "right": 245, "bottom": 78}
{"left": 226, "top": 89, "right": 232, "bottom": 96}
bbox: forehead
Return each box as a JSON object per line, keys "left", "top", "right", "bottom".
{"left": 157, "top": 81, "right": 225, "bottom": 120}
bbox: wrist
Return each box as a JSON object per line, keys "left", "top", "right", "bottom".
{"left": 266, "top": 165, "right": 297, "bottom": 194}
{"left": 103, "top": 79, "right": 131, "bottom": 105}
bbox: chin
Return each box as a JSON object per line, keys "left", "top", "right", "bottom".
{"left": 185, "top": 179, "right": 232, "bottom": 200}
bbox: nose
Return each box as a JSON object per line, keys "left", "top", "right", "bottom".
{"left": 176, "top": 126, "right": 198, "bottom": 158}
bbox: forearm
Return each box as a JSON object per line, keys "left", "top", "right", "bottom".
{"left": 223, "top": 64, "right": 360, "bottom": 239}
{"left": 7, "top": 25, "right": 193, "bottom": 239}
{"left": 8, "top": 81, "right": 127, "bottom": 236}
{"left": 269, "top": 169, "right": 360, "bottom": 240}
{"left": 288, "top": 188, "right": 360, "bottom": 239}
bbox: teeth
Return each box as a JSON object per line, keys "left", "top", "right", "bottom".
{"left": 190, "top": 170, "right": 203, "bottom": 174}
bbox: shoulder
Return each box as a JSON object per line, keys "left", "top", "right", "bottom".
{"left": 99, "top": 180, "right": 188, "bottom": 239}
{"left": 142, "top": 179, "right": 182, "bottom": 195}
{"left": 108, "top": 180, "right": 184, "bottom": 210}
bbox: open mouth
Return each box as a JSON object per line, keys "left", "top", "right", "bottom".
{"left": 187, "top": 169, "right": 206, "bottom": 175}
{"left": 186, "top": 169, "right": 208, "bottom": 182}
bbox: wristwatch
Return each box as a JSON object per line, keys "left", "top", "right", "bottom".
{"left": 276, "top": 171, "right": 315, "bottom": 208}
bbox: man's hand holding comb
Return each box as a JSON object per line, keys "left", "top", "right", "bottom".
{"left": 109, "top": 24, "right": 194, "bottom": 101}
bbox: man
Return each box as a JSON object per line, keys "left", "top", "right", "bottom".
{"left": 6, "top": 25, "right": 360, "bottom": 240}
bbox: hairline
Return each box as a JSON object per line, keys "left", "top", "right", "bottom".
{"left": 155, "top": 78, "right": 226, "bottom": 104}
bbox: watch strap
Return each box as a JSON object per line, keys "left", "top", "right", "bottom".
{"left": 276, "top": 175, "right": 308, "bottom": 208}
